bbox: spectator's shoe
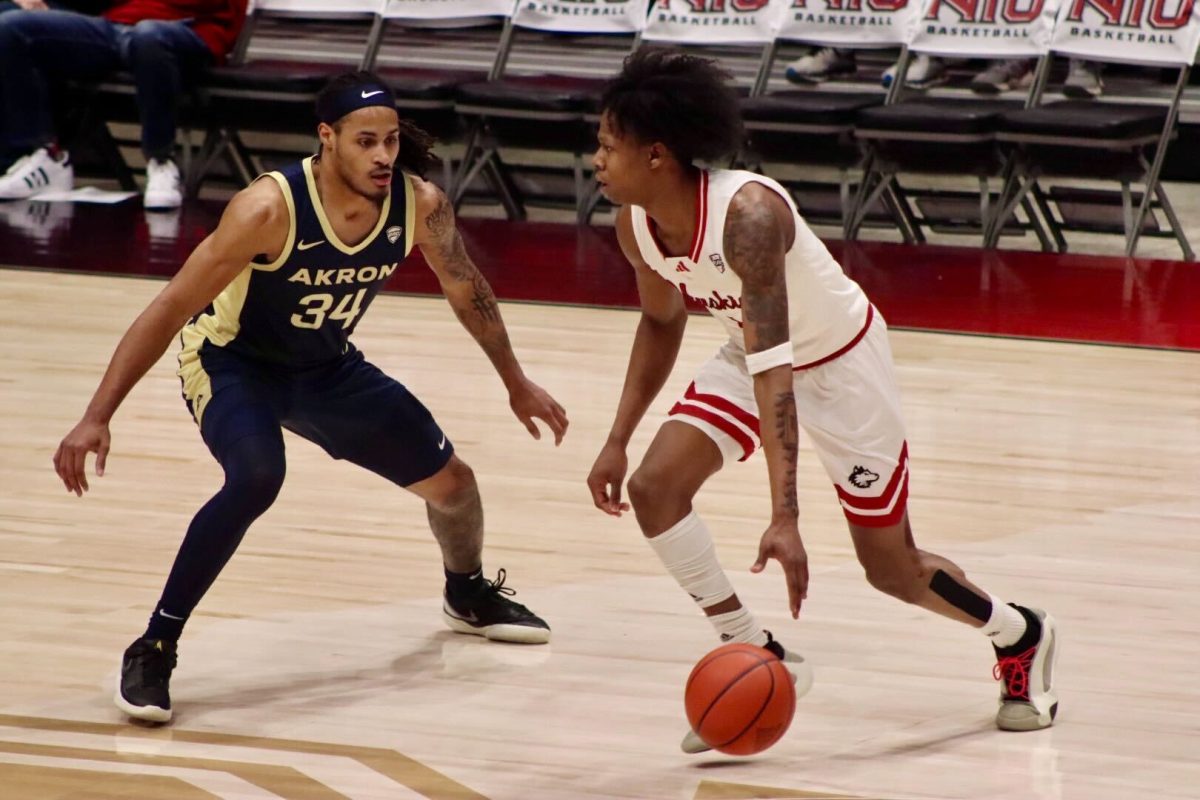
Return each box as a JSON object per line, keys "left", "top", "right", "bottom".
{"left": 881, "top": 54, "right": 948, "bottom": 90}
{"left": 970, "top": 59, "right": 1035, "bottom": 94}
{"left": 442, "top": 568, "right": 550, "bottom": 644}
{"left": 785, "top": 48, "right": 857, "bottom": 84}
{"left": 114, "top": 638, "right": 177, "bottom": 723}
{"left": 681, "top": 632, "right": 812, "bottom": 754}
{"left": 1063, "top": 60, "right": 1103, "bottom": 98}
{"left": 994, "top": 606, "right": 1059, "bottom": 731}
{"left": 0, "top": 148, "right": 73, "bottom": 200}
{"left": 144, "top": 158, "right": 183, "bottom": 210}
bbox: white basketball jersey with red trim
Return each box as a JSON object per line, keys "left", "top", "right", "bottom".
{"left": 630, "top": 169, "right": 870, "bottom": 368}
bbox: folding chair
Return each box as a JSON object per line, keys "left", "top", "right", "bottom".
{"left": 846, "top": 0, "right": 1059, "bottom": 247}
{"left": 450, "top": 0, "right": 649, "bottom": 223}
{"left": 988, "top": 0, "right": 1199, "bottom": 260}
{"left": 362, "top": 0, "right": 516, "bottom": 191}
{"left": 739, "top": 1, "right": 925, "bottom": 231}
{"left": 188, "top": 0, "right": 382, "bottom": 195}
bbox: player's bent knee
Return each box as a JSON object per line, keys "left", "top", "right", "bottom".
{"left": 627, "top": 464, "right": 687, "bottom": 511}
{"left": 423, "top": 458, "right": 478, "bottom": 510}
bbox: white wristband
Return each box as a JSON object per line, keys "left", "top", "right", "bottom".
{"left": 745, "top": 341, "right": 793, "bottom": 375}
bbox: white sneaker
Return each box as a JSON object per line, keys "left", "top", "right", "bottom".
{"left": 681, "top": 633, "right": 813, "bottom": 755}
{"left": 881, "top": 54, "right": 948, "bottom": 90}
{"left": 0, "top": 148, "right": 74, "bottom": 200}
{"left": 994, "top": 606, "right": 1059, "bottom": 731}
{"left": 144, "top": 158, "right": 183, "bottom": 210}
{"left": 970, "top": 58, "right": 1035, "bottom": 95}
{"left": 785, "top": 48, "right": 857, "bottom": 84}
{"left": 1063, "top": 59, "right": 1103, "bottom": 99}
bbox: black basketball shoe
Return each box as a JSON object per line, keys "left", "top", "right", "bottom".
{"left": 114, "top": 638, "right": 177, "bottom": 723}
{"left": 442, "top": 568, "right": 550, "bottom": 644}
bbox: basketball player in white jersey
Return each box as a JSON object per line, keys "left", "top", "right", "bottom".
{"left": 585, "top": 49, "right": 1059, "bottom": 752}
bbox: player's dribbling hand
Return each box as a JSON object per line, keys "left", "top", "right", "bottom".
{"left": 508, "top": 377, "right": 568, "bottom": 445}
{"left": 750, "top": 521, "right": 809, "bottom": 618}
{"left": 53, "top": 419, "right": 111, "bottom": 497}
{"left": 587, "top": 441, "right": 631, "bottom": 516}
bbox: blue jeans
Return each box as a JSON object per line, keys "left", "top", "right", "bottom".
{"left": 0, "top": 10, "right": 212, "bottom": 160}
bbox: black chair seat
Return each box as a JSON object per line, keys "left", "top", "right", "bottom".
{"left": 202, "top": 59, "right": 349, "bottom": 93}
{"left": 377, "top": 67, "right": 486, "bottom": 101}
{"left": 857, "top": 98, "right": 1023, "bottom": 135}
{"left": 455, "top": 75, "right": 608, "bottom": 113}
{"left": 1000, "top": 100, "right": 1166, "bottom": 139}
{"left": 741, "top": 91, "right": 883, "bottom": 126}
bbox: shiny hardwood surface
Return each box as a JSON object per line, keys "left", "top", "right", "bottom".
{"left": 1, "top": 269, "right": 1198, "bottom": 800}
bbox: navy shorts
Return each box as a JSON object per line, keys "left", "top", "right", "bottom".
{"left": 182, "top": 344, "right": 454, "bottom": 487}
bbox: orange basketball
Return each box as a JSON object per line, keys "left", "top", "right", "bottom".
{"left": 684, "top": 643, "right": 796, "bottom": 756}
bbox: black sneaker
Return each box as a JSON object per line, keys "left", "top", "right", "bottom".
{"left": 114, "top": 638, "right": 177, "bottom": 723}
{"left": 442, "top": 568, "right": 550, "bottom": 644}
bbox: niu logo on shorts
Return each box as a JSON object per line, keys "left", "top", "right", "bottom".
{"left": 709, "top": 253, "right": 726, "bottom": 273}
{"left": 849, "top": 465, "right": 880, "bottom": 489}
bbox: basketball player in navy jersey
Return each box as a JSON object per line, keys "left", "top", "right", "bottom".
{"left": 585, "top": 49, "right": 1059, "bottom": 752}
{"left": 53, "top": 71, "right": 569, "bottom": 723}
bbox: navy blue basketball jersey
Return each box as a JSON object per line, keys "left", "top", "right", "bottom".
{"left": 179, "top": 156, "right": 415, "bottom": 381}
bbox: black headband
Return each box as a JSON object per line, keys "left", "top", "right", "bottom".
{"left": 316, "top": 83, "right": 396, "bottom": 125}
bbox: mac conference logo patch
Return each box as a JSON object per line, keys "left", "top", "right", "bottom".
{"left": 386, "top": 225, "right": 403, "bottom": 244}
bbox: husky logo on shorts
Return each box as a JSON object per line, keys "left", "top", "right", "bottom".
{"left": 386, "top": 225, "right": 403, "bottom": 244}
{"left": 849, "top": 465, "right": 880, "bottom": 489}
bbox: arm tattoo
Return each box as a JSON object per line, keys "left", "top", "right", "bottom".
{"left": 725, "top": 198, "right": 789, "bottom": 349}
{"left": 775, "top": 389, "right": 799, "bottom": 515}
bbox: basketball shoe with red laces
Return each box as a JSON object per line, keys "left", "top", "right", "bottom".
{"left": 994, "top": 605, "right": 1059, "bottom": 731}
{"left": 680, "top": 632, "right": 812, "bottom": 754}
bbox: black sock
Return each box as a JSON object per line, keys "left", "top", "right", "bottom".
{"left": 445, "top": 565, "right": 484, "bottom": 604}
{"left": 995, "top": 605, "right": 1041, "bottom": 655}
{"left": 143, "top": 604, "right": 188, "bottom": 643}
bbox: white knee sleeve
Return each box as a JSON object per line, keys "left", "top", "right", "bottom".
{"left": 646, "top": 511, "right": 735, "bottom": 608}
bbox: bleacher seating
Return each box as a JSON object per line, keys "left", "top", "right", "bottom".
{"left": 53, "top": 0, "right": 1199, "bottom": 259}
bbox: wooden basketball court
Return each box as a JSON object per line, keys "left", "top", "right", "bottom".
{"left": 1, "top": 267, "right": 1197, "bottom": 799}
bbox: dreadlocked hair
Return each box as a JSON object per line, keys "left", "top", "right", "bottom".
{"left": 600, "top": 47, "right": 744, "bottom": 166}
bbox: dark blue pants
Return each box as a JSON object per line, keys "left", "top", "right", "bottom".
{"left": 0, "top": 10, "right": 212, "bottom": 160}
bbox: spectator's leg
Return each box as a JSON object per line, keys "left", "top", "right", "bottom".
{"left": 0, "top": 10, "right": 119, "bottom": 155}
{"left": 118, "top": 20, "right": 213, "bottom": 164}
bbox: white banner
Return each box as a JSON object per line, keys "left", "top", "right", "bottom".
{"left": 778, "top": 0, "right": 924, "bottom": 47}
{"left": 908, "top": 0, "right": 1060, "bottom": 57}
{"left": 1050, "top": 0, "right": 1200, "bottom": 64}
{"left": 643, "top": 0, "right": 788, "bottom": 45}
{"left": 382, "top": 0, "right": 517, "bottom": 20}
{"left": 254, "top": 0, "right": 382, "bottom": 13}
{"left": 513, "top": 0, "right": 651, "bottom": 32}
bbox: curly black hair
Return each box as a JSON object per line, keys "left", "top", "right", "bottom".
{"left": 314, "top": 71, "right": 440, "bottom": 178}
{"left": 599, "top": 47, "right": 744, "bottom": 166}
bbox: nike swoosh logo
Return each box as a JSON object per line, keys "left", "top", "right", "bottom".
{"left": 452, "top": 608, "right": 479, "bottom": 623}
{"left": 437, "top": 434, "right": 447, "bottom": 450}
{"left": 296, "top": 240, "right": 324, "bottom": 251}
{"left": 361, "top": 90, "right": 384, "bottom": 99}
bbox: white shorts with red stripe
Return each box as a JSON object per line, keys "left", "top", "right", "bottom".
{"left": 667, "top": 309, "right": 909, "bottom": 527}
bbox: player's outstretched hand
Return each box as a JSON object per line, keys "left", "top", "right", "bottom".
{"left": 586, "top": 441, "right": 631, "bottom": 517}
{"left": 751, "top": 521, "right": 809, "bottom": 618}
{"left": 53, "top": 418, "right": 110, "bottom": 497}
{"left": 509, "top": 377, "right": 568, "bottom": 445}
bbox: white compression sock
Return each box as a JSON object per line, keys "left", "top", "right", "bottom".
{"left": 981, "top": 595, "right": 1028, "bottom": 648}
{"left": 646, "top": 511, "right": 768, "bottom": 647}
